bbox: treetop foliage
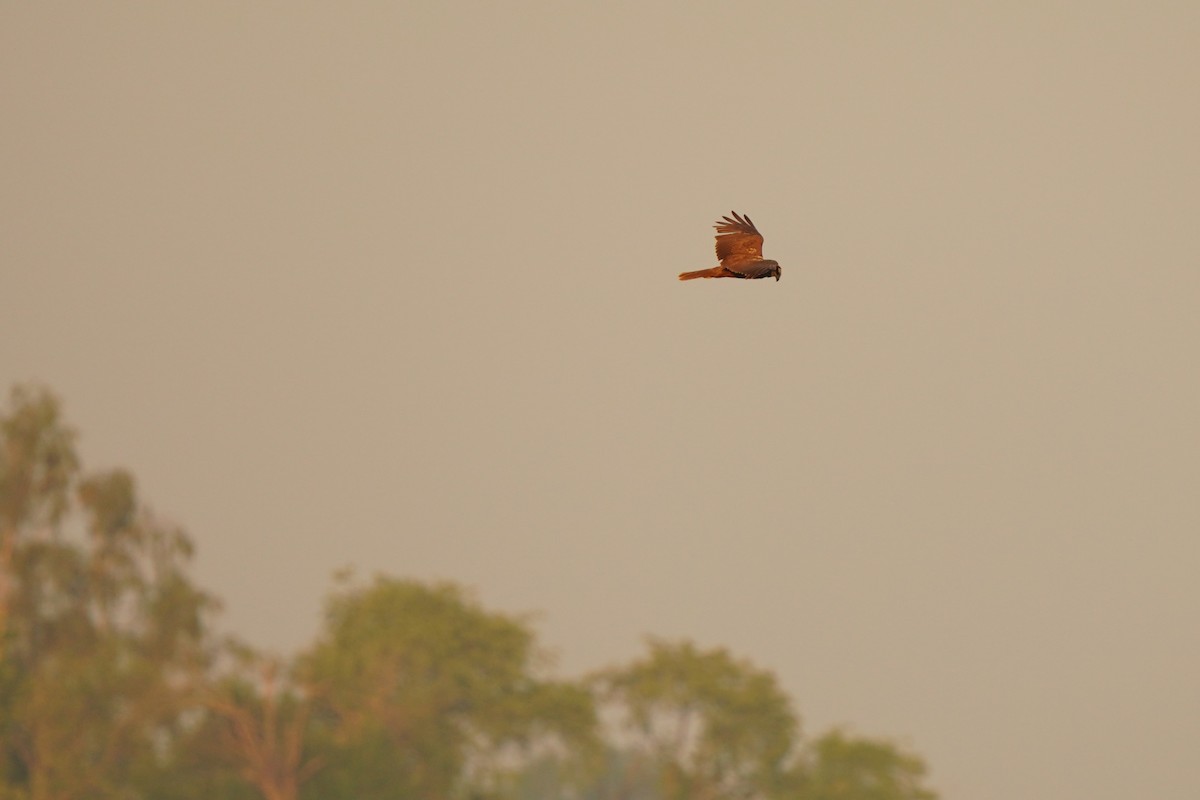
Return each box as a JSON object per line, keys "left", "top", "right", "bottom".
{"left": 0, "top": 384, "right": 937, "bottom": 800}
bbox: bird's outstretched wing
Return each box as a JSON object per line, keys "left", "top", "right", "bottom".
{"left": 732, "top": 260, "right": 778, "bottom": 280}
{"left": 714, "top": 211, "right": 764, "bottom": 266}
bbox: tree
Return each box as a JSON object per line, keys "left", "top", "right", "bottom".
{"left": 198, "top": 647, "right": 323, "bottom": 800}
{"left": 594, "top": 638, "right": 798, "bottom": 800}
{"left": 0, "top": 386, "right": 218, "bottom": 800}
{"left": 300, "top": 576, "right": 597, "bottom": 800}
{"left": 0, "top": 385, "right": 78, "bottom": 655}
{"left": 789, "top": 730, "right": 937, "bottom": 800}
{"left": 0, "top": 384, "right": 942, "bottom": 800}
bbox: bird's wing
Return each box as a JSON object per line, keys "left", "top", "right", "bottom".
{"left": 714, "top": 211, "right": 765, "bottom": 265}
{"left": 728, "top": 260, "right": 776, "bottom": 279}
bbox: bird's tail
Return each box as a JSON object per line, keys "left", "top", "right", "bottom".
{"left": 678, "top": 267, "right": 725, "bottom": 280}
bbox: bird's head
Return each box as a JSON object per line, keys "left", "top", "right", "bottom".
{"left": 769, "top": 261, "right": 782, "bottom": 281}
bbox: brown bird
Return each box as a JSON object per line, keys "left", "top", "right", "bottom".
{"left": 678, "top": 211, "right": 781, "bottom": 282}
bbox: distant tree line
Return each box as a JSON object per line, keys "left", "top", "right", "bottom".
{"left": 0, "top": 385, "right": 937, "bottom": 800}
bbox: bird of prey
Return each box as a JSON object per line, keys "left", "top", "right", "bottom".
{"left": 678, "top": 211, "right": 781, "bottom": 282}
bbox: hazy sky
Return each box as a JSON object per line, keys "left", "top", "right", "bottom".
{"left": 3, "top": 4, "right": 1199, "bottom": 798}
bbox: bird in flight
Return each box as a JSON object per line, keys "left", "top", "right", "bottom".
{"left": 678, "top": 211, "right": 781, "bottom": 282}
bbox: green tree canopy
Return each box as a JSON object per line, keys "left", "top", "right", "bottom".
{"left": 594, "top": 638, "right": 798, "bottom": 800}
{"left": 0, "top": 386, "right": 218, "bottom": 800}
{"left": 0, "top": 385, "right": 939, "bottom": 800}
{"left": 300, "top": 576, "right": 597, "bottom": 800}
{"left": 790, "top": 729, "right": 937, "bottom": 800}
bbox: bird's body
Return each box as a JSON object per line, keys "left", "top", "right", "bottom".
{"left": 679, "top": 211, "right": 781, "bottom": 282}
